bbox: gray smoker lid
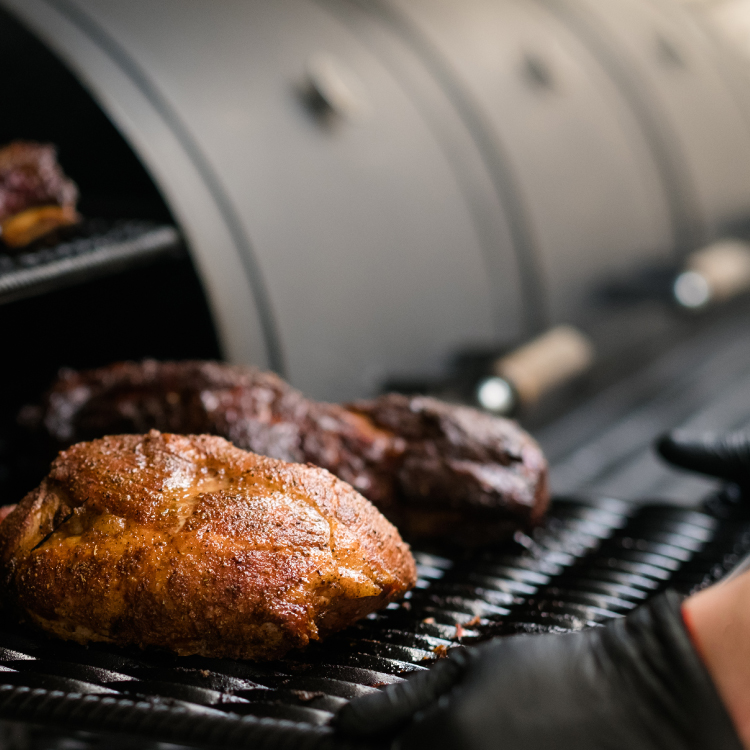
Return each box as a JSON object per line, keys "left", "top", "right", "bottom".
{"left": 2, "top": 0, "right": 518, "bottom": 401}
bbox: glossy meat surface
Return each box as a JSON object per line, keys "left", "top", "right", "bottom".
{"left": 0, "top": 431, "right": 416, "bottom": 659}
{"left": 350, "top": 394, "right": 549, "bottom": 542}
{"left": 23, "top": 360, "right": 549, "bottom": 542}
{"left": 26, "top": 360, "right": 400, "bottom": 507}
{"left": 0, "top": 141, "right": 78, "bottom": 223}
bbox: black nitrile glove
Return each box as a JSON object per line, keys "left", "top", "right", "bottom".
{"left": 335, "top": 591, "right": 742, "bottom": 750}
{"left": 657, "top": 430, "right": 750, "bottom": 490}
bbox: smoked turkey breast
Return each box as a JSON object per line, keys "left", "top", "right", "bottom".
{"left": 0, "top": 431, "right": 416, "bottom": 659}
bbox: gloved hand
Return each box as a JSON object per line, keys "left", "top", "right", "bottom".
{"left": 335, "top": 591, "right": 742, "bottom": 750}
{"left": 657, "top": 430, "right": 750, "bottom": 490}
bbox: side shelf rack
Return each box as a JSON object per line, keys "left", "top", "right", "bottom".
{"left": 0, "top": 221, "right": 182, "bottom": 306}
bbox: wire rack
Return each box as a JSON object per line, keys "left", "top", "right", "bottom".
{"left": 0, "top": 493, "right": 745, "bottom": 749}
{"left": 0, "top": 221, "right": 182, "bottom": 306}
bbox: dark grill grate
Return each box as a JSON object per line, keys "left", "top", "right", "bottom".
{"left": 0, "top": 220, "right": 182, "bottom": 306}
{"left": 0, "top": 494, "right": 746, "bottom": 748}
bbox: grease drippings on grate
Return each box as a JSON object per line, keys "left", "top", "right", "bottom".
{"left": 0, "top": 496, "right": 746, "bottom": 733}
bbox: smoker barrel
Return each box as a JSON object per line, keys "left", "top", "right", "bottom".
{"left": 2, "top": 0, "right": 750, "bottom": 746}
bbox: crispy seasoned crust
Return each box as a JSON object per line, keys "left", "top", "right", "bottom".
{"left": 22, "top": 360, "right": 549, "bottom": 543}
{"left": 0, "top": 431, "right": 416, "bottom": 659}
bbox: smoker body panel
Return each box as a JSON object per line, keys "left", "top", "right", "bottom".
{"left": 373, "top": 0, "right": 677, "bottom": 326}
{"left": 556, "top": 0, "right": 750, "bottom": 245}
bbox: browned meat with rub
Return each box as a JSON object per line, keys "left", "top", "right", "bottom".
{"left": 0, "top": 431, "right": 416, "bottom": 659}
{"left": 349, "top": 394, "right": 548, "bottom": 543}
{"left": 24, "top": 360, "right": 401, "bottom": 508}
{"left": 0, "top": 141, "right": 79, "bottom": 248}
{"left": 22, "top": 360, "right": 549, "bottom": 543}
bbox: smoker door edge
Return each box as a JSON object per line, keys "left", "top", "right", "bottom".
{"left": 0, "top": 0, "right": 274, "bottom": 372}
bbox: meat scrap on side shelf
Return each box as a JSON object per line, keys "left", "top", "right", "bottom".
{"left": 0, "top": 141, "right": 80, "bottom": 249}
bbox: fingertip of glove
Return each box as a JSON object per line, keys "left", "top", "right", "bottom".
{"left": 655, "top": 430, "right": 690, "bottom": 465}
{"left": 655, "top": 429, "right": 750, "bottom": 487}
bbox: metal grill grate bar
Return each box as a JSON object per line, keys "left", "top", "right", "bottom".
{"left": 0, "top": 495, "right": 744, "bottom": 744}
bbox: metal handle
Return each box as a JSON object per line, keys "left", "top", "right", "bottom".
{"left": 304, "top": 53, "right": 371, "bottom": 123}
{"left": 673, "top": 239, "right": 750, "bottom": 309}
{"left": 476, "top": 325, "right": 595, "bottom": 413}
